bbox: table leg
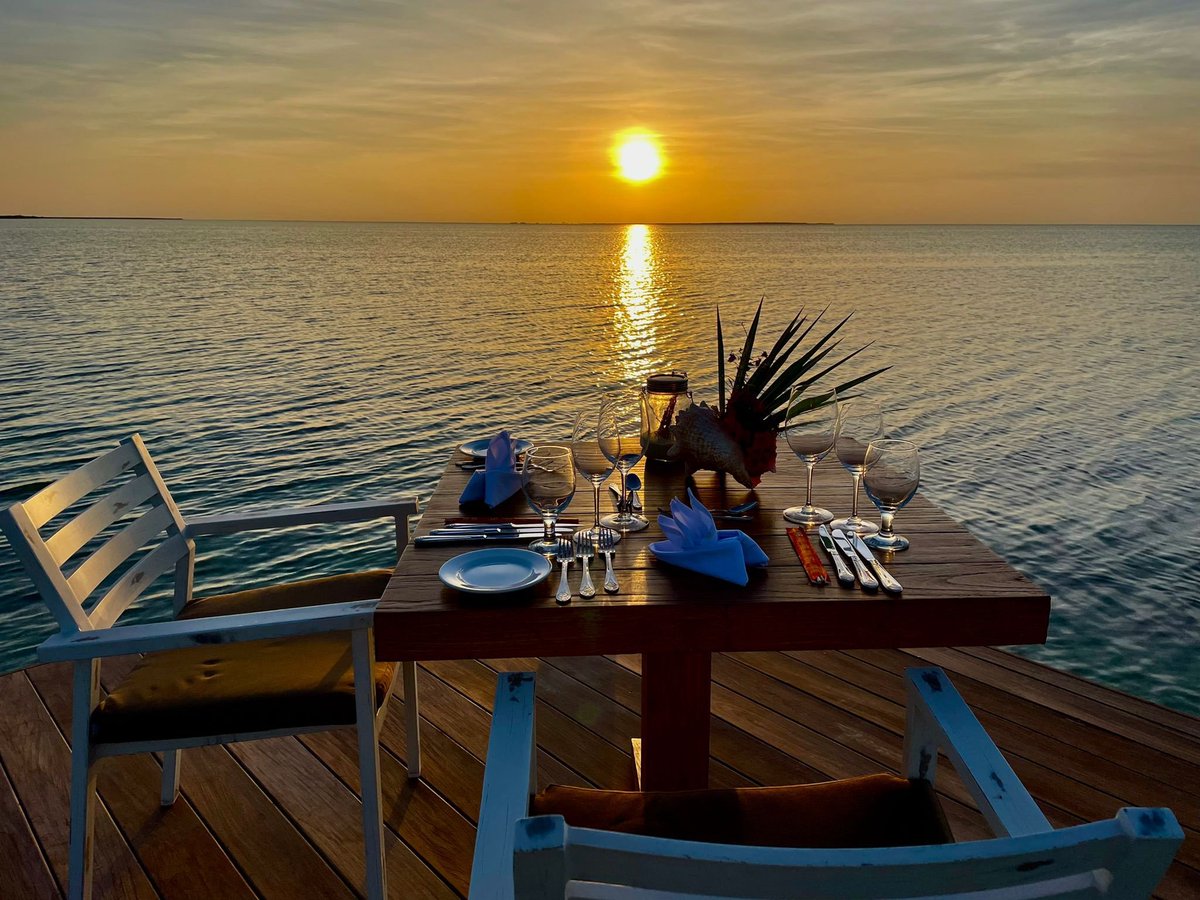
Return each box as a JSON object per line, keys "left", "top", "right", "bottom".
{"left": 639, "top": 651, "right": 711, "bottom": 791}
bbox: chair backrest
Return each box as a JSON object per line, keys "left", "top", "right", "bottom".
{"left": 513, "top": 808, "right": 1182, "bottom": 900}
{"left": 0, "top": 434, "right": 191, "bottom": 635}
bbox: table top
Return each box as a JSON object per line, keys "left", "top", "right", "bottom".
{"left": 375, "top": 440, "right": 1051, "bottom": 661}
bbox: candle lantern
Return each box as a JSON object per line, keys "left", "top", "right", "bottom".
{"left": 643, "top": 372, "right": 692, "bottom": 462}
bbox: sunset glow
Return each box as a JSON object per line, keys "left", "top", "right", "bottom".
{"left": 614, "top": 134, "right": 663, "bottom": 184}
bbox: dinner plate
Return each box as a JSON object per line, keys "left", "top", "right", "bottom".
{"left": 458, "top": 438, "right": 534, "bottom": 458}
{"left": 438, "top": 548, "right": 552, "bottom": 594}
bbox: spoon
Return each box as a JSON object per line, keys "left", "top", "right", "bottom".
{"left": 625, "top": 473, "right": 643, "bottom": 511}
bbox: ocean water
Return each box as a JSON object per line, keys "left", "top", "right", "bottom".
{"left": 1, "top": 220, "right": 1197, "bottom": 713}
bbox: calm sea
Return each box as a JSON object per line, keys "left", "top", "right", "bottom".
{"left": 1, "top": 220, "right": 1197, "bottom": 713}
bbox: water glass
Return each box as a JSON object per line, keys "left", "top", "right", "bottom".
{"left": 782, "top": 386, "right": 839, "bottom": 525}
{"left": 571, "top": 408, "right": 617, "bottom": 546}
{"left": 830, "top": 397, "right": 883, "bottom": 536}
{"left": 521, "top": 445, "right": 577, "bottom": 554}
{"left": 598, "top": 391, "right": 650, "bottom": 532}
{"left": 863, "top": 439, "right": 921, "bottom": 551}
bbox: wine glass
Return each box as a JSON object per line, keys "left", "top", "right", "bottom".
{"left": 862, "top": 439, "right": 921, "bottom": 551}
{"left": 782, "top": 386, "right": 839, "bottom": 525}
{"left": 571, "top": 408, "right": 618, "bottom": 547}
{"left": 521, "top": 445, "right": 577, "bottom": 554}
{"left": 830, "top": 397, "right": 883, "bottom": 536}
{"left": 598, "top": 391, "right": 650, "bottom": 533}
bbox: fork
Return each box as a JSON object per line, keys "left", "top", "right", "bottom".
{"left": 598, "top": 528, "right": 619, "bottom": 594}
{"left": 555, "top": 538, "right": 573, "bottom": 604}
{"left": 574, "top": 535, "right": 597, "bottom": 598}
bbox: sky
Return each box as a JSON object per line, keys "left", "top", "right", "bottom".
{"left": 1, "top": 0, "right": 1197, "bottom": 223}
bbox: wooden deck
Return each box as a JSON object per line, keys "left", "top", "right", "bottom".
{"left": 1, "top": 647, "right": 1196, "bottom": 899}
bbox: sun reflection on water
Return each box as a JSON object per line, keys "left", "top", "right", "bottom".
{"left": 613, "top": 224, "right": 661, "bottom": 384}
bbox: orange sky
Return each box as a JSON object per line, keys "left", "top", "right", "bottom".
{"left": 1, "top": 1, "right": 1197, "bottom": 223}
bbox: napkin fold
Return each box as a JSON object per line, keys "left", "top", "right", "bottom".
{"left": 650, "top": 489, "right": 769, "bottom": 586}
{"left": 458, "top": 430, "right": 523, "bottom": 508}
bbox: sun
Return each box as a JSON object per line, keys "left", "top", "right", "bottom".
{"left": 613, "top": 132, "right": 663, "bottom": 183}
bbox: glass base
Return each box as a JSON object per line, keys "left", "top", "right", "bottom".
{"left": 829, "top": 515, "right": 879, "bottom": 536}
{"left": 865, "top": 532, "right": 909, "bottom": 551}
{"left": 600, "top": 512, "right": 649, "bottom": 533}
{"left": 783, "top": 505, "right": 833, "bottom": 525}
{"left": 574, "top": 526, "right": 622, "bottom": 546}
{"left": 528, "top": 536, "right": 562, "bottom": 555}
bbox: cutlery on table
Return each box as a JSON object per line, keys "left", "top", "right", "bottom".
{"left": 555, "top": 538, "right": 574, "bottom": 604}
{"left": 817, "top": 525, "right": 856, "bottom": 587}
{"left": 574, "top": 535, "right": 596, "bottom": 599}
{"left": 598, "top": 528, "right": 619, "bottom": 594}
{"left": 608, "top": 484, "right": 624, "bottom": 512}
{"left": 443, "top": 517, "right": 580, "bottom": 526}
{"left": 415, "top": 532, "right": 543, "bottom": 546}
{"left": 438, "top": 523, "right": 574, "bottom": 533}
{"left": 831, "top": 528, "right": 879, "bottom": 591}
{"left": 850, "top": 534, "right": 903, "bottom": 595}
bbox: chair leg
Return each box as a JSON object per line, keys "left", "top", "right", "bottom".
{"left": 69, "top": 661, "right": 99, "bottom": 900}
{"left": 403, "top": 660, "right": 420, "bottom": 779}
{"left": 161, "top": 749, "right": 181, "bottom": 806}
{"left": 354, "top": 629, "right": 387, "bottom": 900}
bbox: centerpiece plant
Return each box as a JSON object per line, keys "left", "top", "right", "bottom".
{"left": 668, "top": 300, "right": 889, "bottom": 487}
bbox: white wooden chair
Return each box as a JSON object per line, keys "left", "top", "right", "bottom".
{"left": 469, "top": 669, "right": 1182, "bottom": 900}
{"left": 0, "top": 434, "right": 422, "bottom": 900}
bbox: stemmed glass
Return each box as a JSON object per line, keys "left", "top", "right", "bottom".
{"left": 830, "top": 397, "right": 883, "bottom": 536}
{"left": 598, "top": 391, "right": 650, "bottom": 533}
{"left": 571, "top": 408, "right": 617, "bottom": 546}
{"left": 521, "top": 445, "right": 577, "bottom": 554}
{"left": 782, "top": 386, "right": 840, "bottom": 525}
{"left": 863, "top": 439, "right": 921, "bottom": 551}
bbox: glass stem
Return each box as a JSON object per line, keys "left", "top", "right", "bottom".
{"left": 592, "top": 482, "right": 602, "bottom": 531}
{"left": 850, "top": 472, "right": 862, "bottom": 519}
{"left": 880, "top": 509, "right": 895, "bottom": 539}
{"left": 804, "top": 462, "right": 815, "bottom": 508}
{"left": 617, "top": 466, "right": 629, "bottom": 517}
{"left": 542, "top": 513, "right": 555, "bottom": 545}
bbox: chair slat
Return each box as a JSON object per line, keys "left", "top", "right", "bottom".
{"left": 89, "top": 533, "right": 190, "bottom": 630}
{"left": 68, "top": 503, "right": 174, "bottom": 603}
{"left": 22, "top": 442, "right": 141, "bottom": 529}
{"left": 44, "top": 473, "right": 159, "bottom": 567}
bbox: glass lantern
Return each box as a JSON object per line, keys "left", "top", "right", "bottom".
{"left": 643, "top": 372, "right": 692, "bottom": 462}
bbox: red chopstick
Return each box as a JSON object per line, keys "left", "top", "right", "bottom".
{"left": 787, "top": 528, "right": 829, "bottom": 585}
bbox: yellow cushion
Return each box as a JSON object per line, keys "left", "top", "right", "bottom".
{"left": 530, "top": 774, "right": 953, "bottom": 849}
{"left": 91, "top": 570, "right": 396, "bottom": 745}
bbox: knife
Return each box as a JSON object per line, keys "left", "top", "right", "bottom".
{"left": 440, "top": 523, "right": 574, "bottom": 532}
{"left": 831, "top": 529, "right": 879, "bottom": 591}
{"left": 849, "top": 534, "right": 903, "bottom": 595}
{"left": 817, "top": 525, "right": 856, "bottom": 587}
{"left": 414, "top": 532, "right": 541, "bottom": 546}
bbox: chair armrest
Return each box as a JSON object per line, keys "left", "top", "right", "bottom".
{"left": 37, "top": 599, "right": 378, "bottom": 662}
{"left": 904, "top": 667, "right": 1051, "bottom": 838}
{"left": 469, "top": 672, "right": 537, "bottom": 900}
{"left": 186, "top": 498, "right": 419, "bottom": 537}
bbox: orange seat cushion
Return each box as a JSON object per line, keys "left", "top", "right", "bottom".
{"left": 531, "top": 774, "right": 952, "bottom": 849}
{"left": 91, "top": 570, "right": 396, "bottom": 745}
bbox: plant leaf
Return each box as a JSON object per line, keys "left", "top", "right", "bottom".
{"left": 744, "top": 308, "right": 808, "bottom": 396}
{"left": 758, "top": 311, "right": 855, "bottom": 411}
{"left": 716, "top": 306, "right": 726, "bottom": 415}
{"left": 765, "top": 366, "right": 890, "bottom": 430}
{"left": 731, "top": 297, "right": 764, "bottom": 398}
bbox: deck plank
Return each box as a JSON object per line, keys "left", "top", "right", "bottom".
{"left": 0, "top": 669, "right": 158, "bottom": 900}
{"left": 0, "top": 751, "right": 61, "bottom": 899}
{"left": 0, "top": 643, "right": 1195, "bottom": 899}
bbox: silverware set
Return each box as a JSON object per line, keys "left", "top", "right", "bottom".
{"left": 551, "top": 529, "right": 620, "bottom": 603}
{"left": 818, "top": 525, "right": 902, "bottom": 594}
{"left": 414, "top": 522, "right": 575, "bottom": 546}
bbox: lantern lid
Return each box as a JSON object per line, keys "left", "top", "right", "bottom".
{"left": 646, "top": 372, "right": 688, "bottom": 394}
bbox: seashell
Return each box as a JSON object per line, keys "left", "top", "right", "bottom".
{"left": 669, "top": 403, "right": 756, "bottom": 487}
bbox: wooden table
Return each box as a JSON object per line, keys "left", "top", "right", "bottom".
{"left": 377, "top": 441, "right": 1051, "bottom": 791}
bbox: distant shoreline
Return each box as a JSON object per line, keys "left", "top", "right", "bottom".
{"left": 1, "top": 215, "right": 183, "bottom": 221}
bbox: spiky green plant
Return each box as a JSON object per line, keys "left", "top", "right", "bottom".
{"left": 715, "top": 300, "right": 890, "bottom": 481}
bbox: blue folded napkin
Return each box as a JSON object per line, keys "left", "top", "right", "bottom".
{"left": 650, "top": 489, "right": 769, "bottom": 586}
{"left": 458, "top": 431, "right": 523, "bottom": 508}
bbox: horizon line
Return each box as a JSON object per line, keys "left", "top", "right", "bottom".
{"left": 3, "top": 215, "right": 1198, "bottom": 227}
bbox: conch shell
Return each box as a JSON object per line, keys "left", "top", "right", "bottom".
{"left": 668, "top": 403, "right": 755, "bottom": 487}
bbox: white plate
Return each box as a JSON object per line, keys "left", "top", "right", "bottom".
{"left": 438, "top": 548, "right": 552, "bottom": 594}
{"left": 458, "top": 438, "right": 533, "bottom": 459}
